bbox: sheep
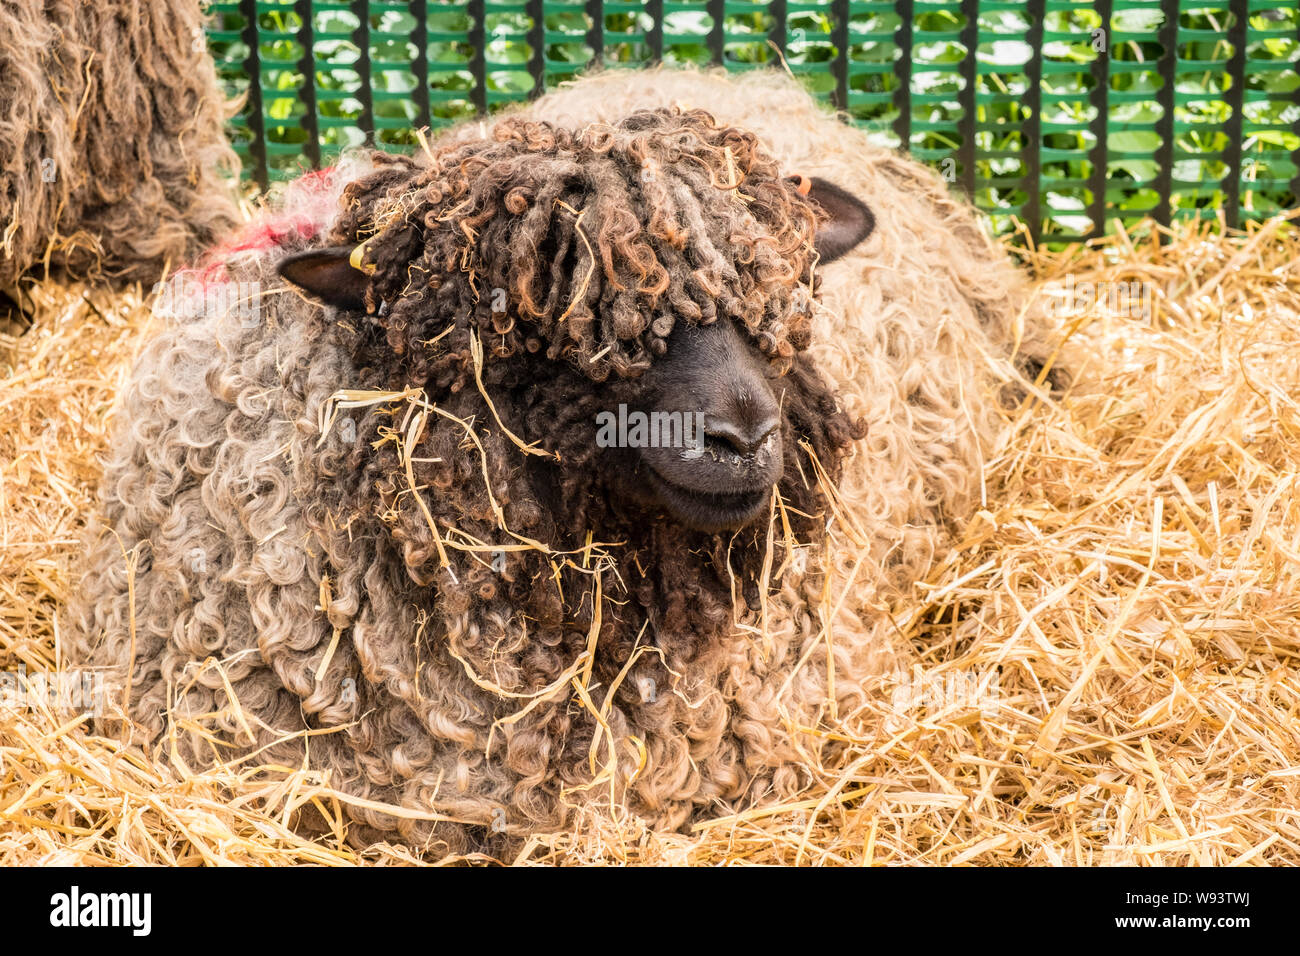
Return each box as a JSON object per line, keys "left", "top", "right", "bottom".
{"left": 67, "top": 68, "right": 1054, "bottom": 855}
{"left": 0, "top": 0, "right": 239, "bottom": 289}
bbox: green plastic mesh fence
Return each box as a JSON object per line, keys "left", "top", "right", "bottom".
{"left": 204, "top": 0, "right": 1300, "bottom": 241}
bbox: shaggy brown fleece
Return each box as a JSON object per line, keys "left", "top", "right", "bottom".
{"left": 0, "top": 0, "right": 239, "bottom": 288}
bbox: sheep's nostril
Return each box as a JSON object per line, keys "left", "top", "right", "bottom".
{"left": 704, "top": 416, "right": 779, "bottom": 456}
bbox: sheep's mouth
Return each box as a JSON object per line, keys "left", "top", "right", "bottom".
{"left": 643, "top": 465, "right": 773, "bottom": 532}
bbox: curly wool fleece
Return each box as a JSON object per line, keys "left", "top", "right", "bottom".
{"left": 68, "top": 70, "right": 1054, "bottom": 855}
{"left": 0, "top": 0, "right": 239, "bottom": 287}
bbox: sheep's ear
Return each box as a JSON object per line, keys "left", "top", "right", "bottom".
{"left": 803, "top": 177, "right": 875, "bottom": 263}
{"left": 277, "top": 247, "right": 369, "bottom": 312}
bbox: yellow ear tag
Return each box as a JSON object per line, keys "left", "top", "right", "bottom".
{"left": 349, "top": 241, "right": 372, "bottom": 273}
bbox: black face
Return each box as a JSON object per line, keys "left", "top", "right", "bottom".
{"left": 600, "top": 317, "right": 788, "bottom": 532}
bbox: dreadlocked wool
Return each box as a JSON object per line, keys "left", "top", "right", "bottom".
{"left": 67, "top": 70, "right": 1056, "bottom": 856}
{"left": 0, "top": 0, "right": 240, "bottom": 288}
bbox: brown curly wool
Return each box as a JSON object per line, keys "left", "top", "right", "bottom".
{"left": 0, "top": 0, "right": 239, "bottom": 287}
{"left": 67, "top": 74, "right": 1056, "bottom": 857}
{"left": 336, "top": 110, "right": 821, "bottom": 381}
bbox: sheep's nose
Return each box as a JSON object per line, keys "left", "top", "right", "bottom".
{"left": 705, "top": 412, "right": 779, "bottom": 456}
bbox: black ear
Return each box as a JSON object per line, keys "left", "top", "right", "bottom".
{"left": 802, "top": 177, "right": 875, "bottom": 263}
{"left": 277, "top": 246, "right": 370, "bottom": 312}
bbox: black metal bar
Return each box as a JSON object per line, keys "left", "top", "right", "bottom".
{"left": 295, "top": 0, "right": 321, "bottom": 168}
{"left": 525, "top": 0, "right": 545, "bottom": 97}
{"left": 767, "top": 0, "right": 787, "bottom": 60}
{"left": 412, "top": 0, "right": 432, "bottom": 130}
{"left": 956, "top": 0, "right": 978, "bottom": 199}
{"left": 647, "top": 0, "right": 664, "bottom": 64}
{"left": 468, "top": 0, "right": 487, "bottom": 114}
{"left": 1152, "top": 0, "right": 1178, "bottom": 230}
{"left": 585, "top": 0, "right": 604, "bottom": 70}
{"left": 240, "top": 0, "right": 268, "bottom": 189}
{"left": 1222, "top": 0, "right": 1250, "bottom": 229}
{"left": 1293, "top": 16, "right": 1300, "bottom": 210}
{"left": 892, "top": 0, "right": 914, "bottom": 151}
{"left": 1086, "top": 0, "right": 1113, "bottom": 239}
{"left": 350, "top": 0, "right": 375, "bottom": 145}
{"left": 831, "top": 0, "right": 849, "bottom": 111}
{"left": 707, "top": 0, "right": 725, "bottom": 66}
{"left": 1024, "top": 0, "right": 1045, "bottom": 241}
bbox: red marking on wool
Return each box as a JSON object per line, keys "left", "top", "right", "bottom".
{"left": 184, "top": 165, "right": 341, "bottom": 287}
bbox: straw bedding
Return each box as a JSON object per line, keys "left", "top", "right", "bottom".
{"left": 3, "top": 208, "right": 1295, "bottom": 864}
